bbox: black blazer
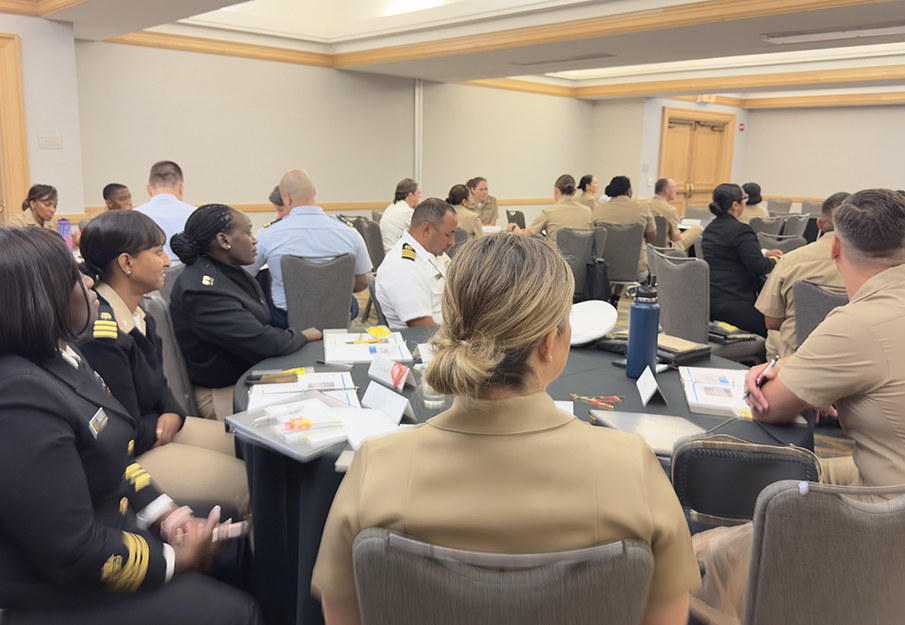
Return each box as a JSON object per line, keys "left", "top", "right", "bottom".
{"left": 0, "top": 348, "right": 168, "bottom": 609}
{"left": 701, "top": 212, "right": 777, "bottom": 305}
{"left": 169, "top": 255, "right": 307, "bottom": 388}
{"left": 78, "top": 295, "right": 187, "bottom": 456}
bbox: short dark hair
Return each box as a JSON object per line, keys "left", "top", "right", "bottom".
{"left": 411, "top": 198, "right": 455, "bottom": 229}
{"left": 148, "top": 160, "right": 184, "bottom": 189}
{"left": 393, "top": 178, "right": 418, "bottom": 203}
{"left": 578, "top": 175, "right": 595, "bottom": 192}
{"left": 22, "top": 184, "right": 57, "bottom": 211}
{"left": 0, "top": 228, "right": 88, "bottom": 361}
{"left": 555, "top": 174, "right": 576, "bottom": 197}
{"left": 79, "top": 211, "right": 165, "bottom": 282}
{"left": 821, "top": 192, "right": 850, "bottom": 225}
{"left": 742, "top": 182, "right": 762, "bottom": 206}
{"left": 446, "top": 184, "right": 470, "bottom": 206}
{"left": 604, "top": 176, "right": 631, "bottom": 198}
{"left": 170, "top": 204, "right": 238, "bottom": 265}
{"left": 269, "top": 185, "right": 283, "bottom": 207}
{"left": 654, "top": 178, "right": 671, "bottom": 194}
{"left": 102, "top": 183, "right": 127, "bottom": 201}
{"left": 709, "top": 183, "right": 744, "bottom": 216}
{"left": 833, "top": 189, "right": 905, "bottom": 265}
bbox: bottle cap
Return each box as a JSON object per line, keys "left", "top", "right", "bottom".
{"left": 634, "top": 285, "right": 658, "bottom": 302}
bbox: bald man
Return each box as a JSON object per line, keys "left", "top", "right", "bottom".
{"left": 246, "top": 169, "right": 372, "bottom": 328}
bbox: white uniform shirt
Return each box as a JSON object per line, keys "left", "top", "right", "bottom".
{"left": 380, "top": 200, "right": 414, "bottom": 253}
{"left": 134, "top": 194, "right": 196, "bottom": 266}
{"left": 376, "top": 231, "right": 449, "bottom": 331}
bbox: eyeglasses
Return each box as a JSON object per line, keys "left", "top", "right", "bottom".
{"left": 740, "top": 195, "right": 748, "bottom": 202}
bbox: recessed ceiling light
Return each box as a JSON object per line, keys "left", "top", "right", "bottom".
{"left": 763, "top": 23, "right": 905, "bottom": 45}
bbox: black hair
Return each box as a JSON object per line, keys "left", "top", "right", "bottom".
{"left": 103, "top": 183, "right": 127, "bottom": 201}
{"left": 0, "top": 228, "right": 89, "bottom": 361}
{"left": 555, "top": 174, "right": 576, "bottom": 197}
{"left": 446, "top": 184, "right": 470, "bottom": 206}
{"left": 604, "top": 176, "right": 631, "bottom": 198}
{"left": 149, "top": 160, "right": 184, "bottom": 189}
{"left": 170, "top": 204, "right": 238, "bottom": 265}
{"left": 578, "top": 175, "right": 595, "bottom": 192}
{"left": 821, "top": 192, "right": 850, "bottom": 221}
{"left": 742, "top": 182, "right": 762, "bottom": 206}
{"left": 79, "top": 211, "right": 165, "bottom": 282}
{"left": 269, "top": 185, "right": 283, "bottom": 207}
{"left": 22, "top": 184, "right": 57, "bottom": 211}
{"left": 394, "top": 178, "right": 419, "bottom": 203}
{"left": 834, "top": 189, "right": 905, "bottom": 262}
{"left": 412, "top": 198, "right": 456, "bottom": 229}
{"left": 710, "top": 183, "right": 744, "bottom": 216}
{"left": 466, "top": 177, "right": 486, "bottom": 191}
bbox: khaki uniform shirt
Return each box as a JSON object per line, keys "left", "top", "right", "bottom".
{"left": 311, "top": 393, "right": 700, "bottom": 613}
{"left": 738, "top": 204, "right": 770, "bottom": 225}
{"left": 472, "top": 195, "right": 499, "bottom": 225}
{"left": 779, "top": 263, "right": 905, "bottom": 489}
{"left": 593, "top": 196, "right": 656, "bottom": 272}
{"left": 647, "top": 195, "right": 680, "bottom": 240}
{"left": 577, "top": 191, "right": 598, "bottom": 211}
{"left": 527, "top": 197, "right": 593, "bottom": 247}
{"left": 454, "top": 204, "right": 483, "bottom": 239}
{"left": 755, "top": 235, "right": 842, "bottom": 358}
{"left": 7, "top": 208, "right": 59, "bottom": 231}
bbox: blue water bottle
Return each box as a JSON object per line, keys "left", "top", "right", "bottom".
{"left": 626, "top": 285, "right": 660, "bottom": 379}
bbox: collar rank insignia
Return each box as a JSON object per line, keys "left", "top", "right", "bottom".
{"left": 336, "top": 215, "right": 355, "bottom": 228}
{"left": 401, "top": 243, "right": 416, "bottom": 261}
{"left": 263, "top": 216, "right": 284, "bottom": 228}
{"left": 202, "top": 275, "right": 214, "bottom": 286}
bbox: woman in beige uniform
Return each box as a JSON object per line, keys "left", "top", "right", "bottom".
{"left": 577, "top": 174, "right": 600, "bottom": 210}
{"left": 511, "top": 174, "right": 592, "bottom": 247}
{"left": 447, "top": 184, "right": 483, "bottom": 239}
{"left": 8, "top": 184, "right": 59, "bottom": 231}
{"left": 467, "top": 177, "right": 498, "bottom": 226}
{"left": 312, "top": 233, "right": 700, "bottom": 625}
{"left": 738, "top": 182, "right": 770, "bottom": 224}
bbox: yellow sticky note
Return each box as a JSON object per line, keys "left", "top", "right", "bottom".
{"left": 367, "top": 326, "right": 391, "bottom": 339}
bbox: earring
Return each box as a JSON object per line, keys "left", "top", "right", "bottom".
{"left": 127, "top": 271, "right": 132, "bottom": 276}
{"left": 226, "top": 244, "right": 232, "bottom": 250}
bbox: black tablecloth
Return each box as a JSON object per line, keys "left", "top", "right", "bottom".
{"left": 234, "top": 328, "right": 811, "bottom": 625}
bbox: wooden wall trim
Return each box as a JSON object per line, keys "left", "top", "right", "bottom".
{"left": 38, "top": 0, "right": 89, "bottom": 15}
{"left": 458, "top": 79, "right": 576, "bottom": 98}
{"left": 743, "top": 91, "right": 905, "bottom": 108}
{"left": 0, "top": 33, "right": 30, "bottom": 223}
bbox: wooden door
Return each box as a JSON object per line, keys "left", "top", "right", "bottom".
{"left": 658, "top": 107, "right": 736, "bottom": 216}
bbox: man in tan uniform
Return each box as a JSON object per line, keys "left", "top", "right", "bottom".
{"left": 745, "top": 189, "right": 905, "bottom": 491}
{"left": 592, "top": 176, "right": 656, "bottom": 274}
{"left": 647, "top": 178, "right": 703, "bottom": 254}
{"left": 755, "top": 192, "right": 849, "bottom": 358}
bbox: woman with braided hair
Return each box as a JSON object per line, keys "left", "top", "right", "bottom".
{"left": 312, "top": 233, "right": 700, "bottom": 625}
{"left": 169, "top": 204, "right": 321, "bottom": 420}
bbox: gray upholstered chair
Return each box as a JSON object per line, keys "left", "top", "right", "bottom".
{"left": 352, "top": 527, "right": 653, "bottom": 625}
{"left": 792, "top": 279, "right": 848, "bottom": 347}
{"left": 683, "top": 205, "right": 713, "bottom": 224}
{"left": 506, "top": 210, "right": 526, "bottom": 229}
{"left": 799, "top": 199, "right": 823, "bottom": 215}
{"left": 365, "top": 272, "right": 388, "bottom": 327}
{"left": 748, "top": 217, "right": 784, "bottom": 236}
{"left": 646, "top": 244, "right": 684, "bottom": 287}
{"left": 765, "top": 198, "right": 793, "bottom": 213}
{"left": 141, "top": 294, "right": 199, "bottom": 417}
{"left": 757, "top": 233, "right": 806, "bottom": 254}
{"left": 780, "top": 214, "right": 808, "bottom": 237}
{"left": 371, "top": 209, "right": 385, "bottom": 223}
{"left": 281, "top": 253, "right": 355, "bottom": 331}
{"left": 361, "top": 219, "right": 385, "bottom": 271}
{"left": 557, "top": 228, "right": 607, "bottom": 298}
{"left": 651, "top": 215, "right": 668, "bottom": 248}
{"left": 158, "top": 264, "right": 185, "bottom": 303}
{"left": 742, "top": 480, "right": 905, "bottom": 625}
{"left": 446, "top": 227, "right": 468, "bottom": 259}
{"left": 651, "top": 250, "right": 765, "bottom": 362}
{"left": 596, "top": 222, "right": 646, "bottom": 285}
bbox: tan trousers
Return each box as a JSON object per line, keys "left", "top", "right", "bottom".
{"left": 194, "top": 385, "right": 237, "bottom": 421}
{"left": 820, "top": 455, "right": 860, "bottom": 486}
{"left": 137, "top": 416, "right": 250, "bottom": 518}
{"left": 674, "top": 225, "right": 704, "bottom": 254}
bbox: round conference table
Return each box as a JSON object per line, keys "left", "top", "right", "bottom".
{"left": 232, "top": 327, "right": 811, "bottom": 625}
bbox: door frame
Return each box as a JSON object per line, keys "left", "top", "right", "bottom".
{"left": 657, "top": 106, "right": 736, "bottom": 198}
{"left": 0, "top": 33, "right": 30, "bottom": 223}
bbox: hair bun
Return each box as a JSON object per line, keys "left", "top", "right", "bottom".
{"left": 169, "top": 232, "right": 200, "bottom": 265}
{"left": 708, "top": 201, "right": 722, "bottom": 216}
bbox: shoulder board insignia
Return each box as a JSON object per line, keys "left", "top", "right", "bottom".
{"left": 202, "top": 275, "right": 214, "bottom": 286}
{"left": 99, "top": 311, "right": 113, "bottom": 321}
{"left": 401, "top": 243, "right": 416, "bottom": 261}
{"left": 93, "top": 301, "right": 119, "bottom": 339}
{"left": 263, "top": 216, "right": 284, "bottom": 228}
{"left": 336, "top": 215, "right": 355, "bottom": 228}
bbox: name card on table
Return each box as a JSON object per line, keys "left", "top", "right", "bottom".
{"left": 362, "top": 382, "right": 416, "bottom": 424}
{"left": 368, "top": 355, "right": 415, "bottom": 391}
{"left": 636, "top": 366, "right": 668, "bottom": 407}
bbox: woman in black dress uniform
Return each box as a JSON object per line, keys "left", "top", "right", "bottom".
{"left": 0, "top": 227, "right": 261, "bottom": 625}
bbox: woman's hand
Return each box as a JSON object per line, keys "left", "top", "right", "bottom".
{"left": 172, "top": 506, "right": 221, "bottom": 575}
{"left": 152, "top": 412, "right": 182, "bottom": 448}
{"left": 303, "top": 328, "right": 323, "bottom": 342}
{"left": 765, "top": 249, "right": 783, "bottom": 259}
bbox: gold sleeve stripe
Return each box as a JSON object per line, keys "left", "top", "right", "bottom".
{"left": 124, "top": 463, "right": 152, "bottom": 492}
{"left": 93, "top": 331, "right": 119, "bottom": 339}
{"left": 102, "top": 532, "right": 150, "bottom": 592}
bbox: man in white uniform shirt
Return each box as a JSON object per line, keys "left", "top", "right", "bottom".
{"left": 133, "top": 161, "right": 195, "bottom": 266}
{"left": 380, "top": 178, "right": 421, "bottom": 253}
{"left": 376, "top": 199, "right": 458, "bottom": 330}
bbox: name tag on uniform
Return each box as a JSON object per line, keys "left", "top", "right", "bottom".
{"left": 89, "top": 407, "right": 108, "bottom": 439}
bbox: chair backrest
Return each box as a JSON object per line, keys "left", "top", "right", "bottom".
{"left": 352, "top": 527, "right": 654, "bottom": 625}
{"left": 351, "top": 216, "right": 369, "bottom": 240}
{"left": 506, "top": 210, "right": 526, "bottom": 229}
{"left": 281, "top": 253, "right": 355, "bottom": 331}
{"left": 683, "top": 205, "right": 713, "bottom": 223}
{"left": 371, "top": 209, "right": 385, "bottom": 223}
{"left": 557, "top": 228, "right": 595, "bottom": 296}
{"left": 780, "top": 214, "right": 808, "bottom": 237}
{"left": 672, "top": 437, "right": 820, "bottom": 523}
{"left": 647, "top": 245, "right": 685, "bottom": 286}
{"left": 693, "top": 236, "right": 704, "bottom": 259}
{"left": 596, "top": 222, "right": 643, "bottom": 283}
{"left": 756, "top": 233, "right": 806, "bottom": 253}
{"left": 158, "top": 264, "right": 186, "bottom": 303}
{"left": 365, "top": 272, "right": 388, "bottom": 326}
{"left": 792, "top": 279, "right": 849, "bottom": 347}
{"left": 447, "top": 228, "right": 468, "bottom": 259}
{"left": 651, "top": 215, "right": 668, "bottom": 247}
{"left": 799, "top": 199, "right": 823, "bottom": 215}
{"left": 361, "top": 220, "right": 386, "bottom": 270}
{"left": 747, "top": 217, "right": 784, "bottom": 236}
{"left": 743, "top": 480, "right": 905, "bottom": 625}
{"left": 651, "top": 251, "right": 710, "bottom": 344}
{"left": 140, "top": 294, "right": 199, "bottom": 417}
{"left": 765, "top": 198, "right": 792, "bottom": 213}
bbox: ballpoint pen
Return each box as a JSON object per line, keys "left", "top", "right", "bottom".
{"left": 742, "top": 356, "right": 779, "bottom": 400}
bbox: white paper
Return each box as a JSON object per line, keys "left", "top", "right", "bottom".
{"left": 368, "top": 355, "right": 414, "bottom": 390}
{"left": 333, "top": 408, "right": 400, "bottom": 450}
{"left": 418, "top": 343, "right": 437, "bottom": 364}
{"left": 323, "top": 331, "right": 414, "bottom": 364}
{"left": 246, "top": 373, "right": 355, "bottom": 411}
{"left": 323, "top": 390, "right": 361, "bottom": 408}
{"left": 362, "top": 382, "right": 416, "bottom": 424}
{"left": 554, "top": 401, "right": 575, "bottom": 415}
{"left": 636, "top": 366, "right": 667, "bottom": 407}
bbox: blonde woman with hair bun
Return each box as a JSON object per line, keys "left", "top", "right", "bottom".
{"left": 312, "top": 233, "right": 700, "bottom": 625}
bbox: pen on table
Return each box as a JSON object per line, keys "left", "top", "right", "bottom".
{"left": 742, "top": 356, "right": 779, "bottom": 400}
{"left": 316, "top": 360, "right": 353, "bottom": 369}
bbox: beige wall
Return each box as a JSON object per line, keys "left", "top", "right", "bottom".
{"left": 745, "top": 105, "right": 905, "bottom": 199}
{"left": 75, "top": 41, "right": 415, "bottom": 209}
{"left": 590, "top": 98, "right": 645, "bottom": 198}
